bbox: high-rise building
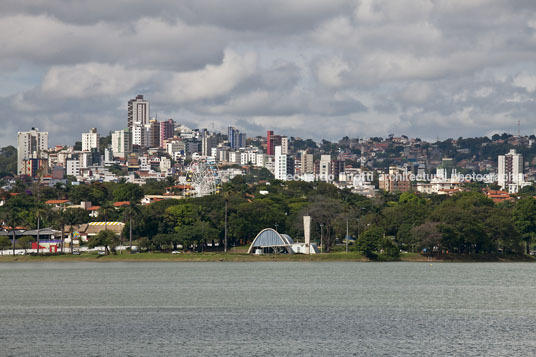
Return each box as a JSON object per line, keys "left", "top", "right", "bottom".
{"left": 331, "top": 160, "right": 346, "bottom": 182}
{"left": 82, "top": 128, "right": 100, "bottom": 152}
{"left": 281, "top": 136, "right": 289, "bottom": 155}
{"left": 128, "top": 95, "right": 149, "bottom": 131}
{"left": 160, "top": 119, "right": 174, "bottom": 148}
{"left": 228, "top": 126, "right": 237, "bottom": 149}
{"left": 228, "top": 126, "right": 247, "bottom": 150}
{"left": 132, "top": 123, "right": 145, "bottom": 147}
{"left": 111, "top": 129, "right": 131, "bottom": 158}
{"left": 299, "top": 150, "right": 314, "bottom": 175}
{"left": 319, "top": 155, "right": 332, "bottom": 180}
{"left": 274, "top": 145, "right": 288, "bottom": 181}
{"left": 498, "top": 149, "right": 528, "bottom": 193}
{"left": 17, "top": 128, "right": 49, "bottom": 176}
{"left": 266, "top": 130, "right": 282, "bottom": 156}
{"left": 147, "top": 119, "right": 160, "bottom": 148}
{"left": 238, "top": 133, "right": 247, "bottom": 149}
{"left": 202, "top": 130, "right": 220, "bottom": 156}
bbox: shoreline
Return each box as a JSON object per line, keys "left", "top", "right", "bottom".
{"left": 0, "top": 252, "right": 533, "bottom": 263}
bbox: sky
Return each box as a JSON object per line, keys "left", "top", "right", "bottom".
{"left": 1, "top": 0, "right": 536, "bottom": 147}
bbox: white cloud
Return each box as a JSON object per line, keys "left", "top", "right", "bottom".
{"left": 2, "top": 1, "right": 536, "bottom": 146}
{"left": 41, "top": 63, "right": 154, "bottom": 98}
{"left": 159, "top": 50, "right": 257, "bottom": 102}
{"left": 513, "top": 72, "right": 536, "bottom": 92}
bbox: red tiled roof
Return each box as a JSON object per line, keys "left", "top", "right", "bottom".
{"left": 113, "top": 201, "right": 130, "bottom": 207}
{"left": 45, "top": 199, "right": 70, "bottom": 204}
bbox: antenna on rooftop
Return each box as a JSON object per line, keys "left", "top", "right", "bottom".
{"left": 518, "top": 120, "right": 520, "bottom": 136}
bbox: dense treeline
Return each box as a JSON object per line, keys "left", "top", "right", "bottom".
{"left": 1, "top": 176, "right": 535, "bottom": 258}
{"left": 0, "top": 146, "right": 17, "bottom": 177}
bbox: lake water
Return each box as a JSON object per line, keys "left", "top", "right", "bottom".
{"left": 0, "top": 262, "right": 535, "bottom": 356}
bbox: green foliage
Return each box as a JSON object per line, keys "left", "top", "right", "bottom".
{"left": 0, "top": 235, "right": 10, "bottom": 252}
{"left": 357, "top": 226, "right": 383, "bottom": 258}
{"left": 110, "top": 183, "right": 144, "bottom": 202}
{"left": 512, "top": 197, "right": 536, "bottom": 254}
{"left": 0, "top": 146, "right": 17, "bottom": 176}
{"left": 88, "top": 230, "right": 120, "bottom": 255}
{"left": 17, "top": 235, "right": 35, "bottom": 251}
{"left": 1, "top": 176, "right": 534, "bottom": 257}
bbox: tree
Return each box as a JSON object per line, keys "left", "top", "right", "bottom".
{"left": 512, "top": 197, "right": 536, "bottom": 254}
{"left": 357, "top": 226, "right": 383, "bottom": 259}
{"left": 0, "top": 236, "right": 10, "bottom": 255}
{"left": 17, "top": 235, "right": 35, "bottom": 253}
{"left": 88, "top": 230, "right": 120, "bottom": 255}
{"left": 64, "top": 208, "right": 89, "bottom": 253}
{"left": 98, "top": 202, "right": 114, "bottom": 230}
{"left": 123, "top": 201, "right": 141, "bottom": 253}
{"left": 300, "top": 196, "right": 344, "bottom": 252}
{"left": 411, "top": 222, "right": 443, "bottom": 253}
{"left": 1, "top": 209, "right": 21, "bottom": 255}
{"left": 111, "top": 183, "right": 144, "bottom": 202}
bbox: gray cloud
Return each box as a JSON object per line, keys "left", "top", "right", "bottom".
{"left": 1, "top": 0, "right": 536, "bottom": 147}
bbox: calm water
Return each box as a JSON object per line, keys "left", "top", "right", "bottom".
{"left": 0, "top": 262, "right": 535, "bottom": 356}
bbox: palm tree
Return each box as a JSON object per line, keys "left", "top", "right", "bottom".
{"left": 53, "top": 208, "right": 67, "bottom": 253}
{"left": 64, "top": 208, "right": 86, "bottom": 254}
{"left": 98, "top": 202, "right": 114, "bottom": 231}
{"left": 223, "top": 188, "right": 230, "bottom": 253}
{"left": 123, "top": 201, "right": 141, "bottom": 253}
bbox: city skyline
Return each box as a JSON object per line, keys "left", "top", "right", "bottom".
{"left": 2, "top": 2, "right": 536, "bottom": 147}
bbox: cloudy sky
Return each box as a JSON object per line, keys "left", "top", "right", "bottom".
{"left": 1, "top": 0, "right": 536, "bottom": 147}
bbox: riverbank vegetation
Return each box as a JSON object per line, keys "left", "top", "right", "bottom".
{"left": 1, "top": 176, "right": 536, "bottom": 260}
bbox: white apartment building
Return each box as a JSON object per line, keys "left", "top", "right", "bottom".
{"left": 132, "top": 123, "right": 145, "bottom": 147}
{"left": 274, "top": 146, "right": 288, "bottom": 181}
{"left": 281, "top": 137, "right": 289, "bottom": 155}
{"left": 128, "top": 95, "right": 149, "bottom": 130}
{"left": 111, "top": 129, "right": 131, "bottom": 158}
{"left": 319, "top": 155, "right": 331, "bottom": 179}
{"left": 17, "top": 128, "right": 49, "bottom": 175}
{"left": 229, "top": 151, "right": 239, "bottom": 164}
{"left": 256, "top": 154, "right": 267, "bottom": 168}
{"left": 82, "top": 128, "right": 100, "bottom": 152}
{"left": 160, "top": 157, "right": 172, "bottom": 174}
{"left": 66, "top": 159, "right": 80, "bottom": 177}
{"left": 498, "top": 149, "right": 530, "bottom": 193}
{"left": 167, "top": 141, "right": 186, "bottom": 157}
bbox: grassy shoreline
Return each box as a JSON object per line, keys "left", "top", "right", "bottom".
{"left": 0, "top": 252, "right": 533, "bottom": 263}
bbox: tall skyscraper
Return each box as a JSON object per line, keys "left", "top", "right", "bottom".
{"left": 228, "top": 126, "right": 237, "bottom": 149}
{"left": 267, "top": 130, "right": 274, "bottom": 155}
{"left": 227, "top": 126, "right": 246, "bottom": 150}
{"left": 17, "top": 128, "right": 48, "bottom": 176}
{"left": 274, "top": 145, "right": 288, "bottom": 181}
{"left": 498, "top": 149, "right": 527, "bottom": 193}
{"left": 238, "top": 133, "right": 247, "bottom": 149}
{"left": 128, "top": 95, "right": 149, "bottom": 131}
{"left": 160, "top": 119, "right": 175, "bottom": 148}
{"left": 82, "top": 128, "right": 100, "bottom": 152}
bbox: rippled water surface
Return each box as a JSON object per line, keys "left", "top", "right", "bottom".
{"left": 1, "top": 262, "right": 535, "bottom": 356}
